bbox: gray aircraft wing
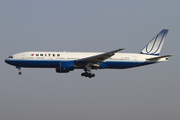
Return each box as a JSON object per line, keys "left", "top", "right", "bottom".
{"left": 76, "top": 48, "right": 124, "bottom": 63}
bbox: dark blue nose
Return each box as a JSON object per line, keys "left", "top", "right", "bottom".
{"left": 5, "top": 59, "right": 8, "bottom": 63}
{"left": 5, "top": 59, "right": 10, "bottom": 64}
{"left": 5, "top": 59, "right": 17, "bottom": 66}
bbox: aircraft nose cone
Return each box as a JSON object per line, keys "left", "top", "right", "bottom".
{"left": 5, "top": 59, "right": 8, "bottom": 63}
{"left": 5, "top": 58, "right": 17, "bottom": 66}
{"left": 5, "top": 59, "right": 10, "bottom": 64}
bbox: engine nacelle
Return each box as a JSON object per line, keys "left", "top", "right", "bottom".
{"left": 98, "top": 62, "right": 109, "bottom": 69}
{"left": 56, "top": 68, "right": 69, "bottom": 73}
{"left": 56, "top": 61, "right": 74, "bottom": 73}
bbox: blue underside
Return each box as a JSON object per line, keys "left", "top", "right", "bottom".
{"left": 5, "top": 59, "right": 155, "bottom": 69}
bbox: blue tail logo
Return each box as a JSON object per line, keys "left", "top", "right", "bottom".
{"left": 139, "top": 29, "right": 168, "bottom": 55}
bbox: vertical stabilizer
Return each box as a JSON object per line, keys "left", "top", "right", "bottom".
{"left": 139, "top": 29, "right": 168, "bottom": 55}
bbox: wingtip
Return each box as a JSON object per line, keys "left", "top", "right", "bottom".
{"left": 119, "top": 48, "right": 125, "bottom": 51}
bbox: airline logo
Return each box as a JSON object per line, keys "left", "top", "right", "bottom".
{"left": 31, "top": 54, "right": 34, "bottom": 56}
{"left": 139, "top": 29, "right": 168, "bottom": 55}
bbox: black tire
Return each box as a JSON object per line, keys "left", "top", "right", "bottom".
{"left": 18, "top": 72, "right": 22, "bottom": 75}
{"left": 92, "top": 74, "right": 95, "bottom": 77}
{"left": 85, "top": 73, "right": 88, "bottom": 77}
{"left": 88, "top": 73, "right": 91, "bottom": 76}
{"left": 81, "top": 73, "right": 85, "bottom": 76}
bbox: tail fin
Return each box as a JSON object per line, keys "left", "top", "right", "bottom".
{"left": 139, "top": 29, "right": 169, "bottom": 55}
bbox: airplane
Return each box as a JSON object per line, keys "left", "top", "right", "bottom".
{"left": 5, "top": 29, "right": 172, "bottom": 78}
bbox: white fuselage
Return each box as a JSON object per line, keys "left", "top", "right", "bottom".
{"left": 5, "top": 51, "right": 168, "bottom": 69}
{"left": 4, "top": 29, "right": 171, "bottom": 77}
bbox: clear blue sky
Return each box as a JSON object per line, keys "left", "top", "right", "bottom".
{"left": 0, "top": 0, "right": 179, "bottom": 120}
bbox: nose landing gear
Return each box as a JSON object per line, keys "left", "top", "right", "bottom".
{"left": 16, "top": 67, "right": 22, "bottom": 75}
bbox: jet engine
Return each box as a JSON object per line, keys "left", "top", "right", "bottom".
{"left": 56, "top": 62, "right": 74, "bottom": 73}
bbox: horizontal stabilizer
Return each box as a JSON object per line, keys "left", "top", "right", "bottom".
{"left": 146, "top": 55, "right": 173, "bottom": 61}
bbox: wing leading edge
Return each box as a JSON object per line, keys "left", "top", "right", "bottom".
{"left": 76, "top": 48, "right": 124, "bottom": 63}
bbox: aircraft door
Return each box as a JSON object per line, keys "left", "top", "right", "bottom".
{"left": 133, "top": 56, "right": 137, "bottom": 66}
{"left": 133, "top": 56, "right": 137, "bottom": 62}
{"left": 21, "top": 54, "right": 25, "bottom": 60}
{"left": 133, "top": 56, "right": 140, "bottom": 66}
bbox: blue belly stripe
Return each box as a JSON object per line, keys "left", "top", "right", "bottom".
{"left": 5, "top": 59, "right": 154, "bottom": 69}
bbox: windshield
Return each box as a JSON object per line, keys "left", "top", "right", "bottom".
{"left": 8, "top": 56, "right": 13, "bottom": 58}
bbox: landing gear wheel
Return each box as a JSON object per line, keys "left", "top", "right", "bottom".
{"left": 85, "top": 73, "right": 88, "bottom": 77}
{"left": 92, "top": 74, "right": 95, "bottom": 77}
{"left": 87, "top": 73, "right": 91, "bottom": 78}
{"left": 18, "top": 72, "right": 22, "bottom": 75}
{"left": 81, "top": 72, "right": 95, "bottom": 78}
{"left": 81, "top": 73, "right": 85, "bottom": 76}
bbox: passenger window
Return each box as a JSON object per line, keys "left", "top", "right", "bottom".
{"left": 57, "top": 54, "right": 60, "bottom": 57}
{"left": 40, "top": 54, "right": 43, "bottom": 56}
{"left": 53, "top": 54, "right": 55, "bottom": 57}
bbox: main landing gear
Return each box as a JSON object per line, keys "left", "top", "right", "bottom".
{"left": 81, "top": 64, "right": 96, "bottom": 78}
{"left": 16, "top": 67, "right": 22, "bottom": 75}
{"left": 81, "top": 72, "right": 95, "bottom": 78}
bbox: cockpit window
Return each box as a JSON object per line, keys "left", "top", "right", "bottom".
{"left": 8, "top": 56, "right": 13, "bottom": 58}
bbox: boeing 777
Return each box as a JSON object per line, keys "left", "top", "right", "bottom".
{"left": 5, "top": 29, "right": 172, "bottom": 78}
